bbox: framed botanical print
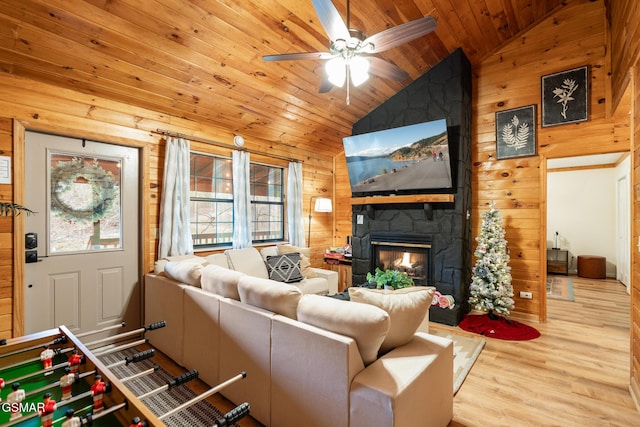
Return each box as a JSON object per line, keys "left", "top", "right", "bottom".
{"left": 541, "top": 66, "right": 588, "bottom": 127}
{"left": 495, "top": 105, "right": 537, "bottom": 160}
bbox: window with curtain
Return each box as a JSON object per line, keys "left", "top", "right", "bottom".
{"left": 190, "top": 152, "right": 284, "bottom": 247}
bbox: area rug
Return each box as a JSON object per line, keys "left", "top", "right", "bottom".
{"left": 429, "top": 329, "right": 485, "bottom": 394}
{"left": 546, "top": 275, "right": 575, "bottom": 301}
{"left": 458, "top": 314, "right": 541, "bottom": 341}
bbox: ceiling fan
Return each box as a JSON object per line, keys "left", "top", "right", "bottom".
{"left": 262, "top": 0, "right": 437, "bottom": 104}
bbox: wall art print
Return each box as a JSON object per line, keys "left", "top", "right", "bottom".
{"left": 495, "top": 105, "right": 537, "bottom": 160}
{"left": 541, "top": 66, "right": 588, "bottom": 127}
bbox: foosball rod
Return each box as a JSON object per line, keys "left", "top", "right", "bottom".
{"left": 158, "top": 372, "right": 247, "bottom": 421}
{"left": 137, "top": 369, "right": 199, "bottom": 400}
{"left": 24, "top": 369, "right": 96, "bottom": 399}
{"left": 74, "top": 322, "right": 126, "bottom": 339}
{"left": 92, "top": 338, "right": 148, "bottom": 357}
{"left": 213, "top": 402, "right": 251, "bottom": 427}
{"left": 82, "top": 321, "right": 166, "bottom": 349}
{"left": 119, "top": 365, "right": 159, "bottom": 383}
{"left": 4, "top": 359, "right": 73, "bottom": 385}
{"left": 52, "top": 404, "right": 94, "bottom": 426}
{"left": 104, "top": 349, "right": 155, "bottom": 370}
{"left": 1, "top": 346, "right": 73, "bottom": 372}
{"left": 0, "top": 335, "right": 68, "bottom": 359}
{"left": 82, "top": 401, "right": 128, "bottom": 425}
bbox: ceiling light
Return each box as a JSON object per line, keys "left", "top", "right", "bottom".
{"left": 349, "top": 56, "right": 370, "bottom": 86}
{"left": 325, "top": 57, "right": 346, "bottom": 87}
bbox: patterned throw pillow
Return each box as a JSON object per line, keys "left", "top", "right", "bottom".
{"left": 266, "top": 253, "right": 303, "bottom": 283}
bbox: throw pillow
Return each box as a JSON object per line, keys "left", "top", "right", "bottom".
{"left": 164, "top": 261, "right": 206, "bottom": 287}
{"left": 277, "top": 244, "right": 318, "bottom": 278}
{"left": 297, "top": 294, "right": 390, "bottom": 365}
{"left": 266, "top": 253, "right": 303, "bottom": 283}
{"left": 200, "top": 264, "right": 245, "bottom": 300}
{"left": 238, "top": 275, "right": 303, "bottom": 319}
{"left": 348, "top": 286, "right": 436, "bottom": 354}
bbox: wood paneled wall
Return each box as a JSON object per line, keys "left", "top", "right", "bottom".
{"left": 473, "top": 0, "right": 627, "bottom": 322}
{"left": 0, "top": 73, "right": 334, "bottom": 338}
{"left": 631, "top": 63, "right": 640, "bottom": 412}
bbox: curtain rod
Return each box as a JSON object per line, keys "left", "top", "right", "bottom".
{"left": 154, "top": 128, "right": 302, "bottom": 163}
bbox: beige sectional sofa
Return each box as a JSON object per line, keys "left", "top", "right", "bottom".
{"left": 145, "top": 246, "right": 453, "bottom": 427}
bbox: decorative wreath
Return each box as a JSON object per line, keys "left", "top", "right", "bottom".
{"left": 50, "top": 157, "right": 117, "bottom": 222}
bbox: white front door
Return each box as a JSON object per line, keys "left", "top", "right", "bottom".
{"left": 24, "top": 131, "right": 140, "bottom": 335}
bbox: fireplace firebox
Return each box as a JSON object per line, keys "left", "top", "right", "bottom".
{"left": 370, "top": 232, "right": 432, "bottom": 286}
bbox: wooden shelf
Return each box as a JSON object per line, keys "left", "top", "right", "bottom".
{"left": 351, "top": 194, "right": 454, "bottom": 205}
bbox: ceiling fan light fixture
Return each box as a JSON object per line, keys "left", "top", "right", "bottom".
{"left": 326, "top": 57, "right": 346, "bottom": 87}
{"left": 349, "top": 56, "right": 370, "bottom": 86}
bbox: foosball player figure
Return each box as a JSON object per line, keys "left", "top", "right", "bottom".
{"left": 0, "top": 377, "right": 4, "bottom": 401}
{"left": 67, "top": 349, "right": 83, "bottom": 374}
{"left": 7, "top": 383, "right": 27, "bottom": 421}
{"left": 40, "top": 392, "right": 57, "bottom": 427}
{"left": 7, "top": 382, "right": 25, "bottom": 421}
{"left": 90, "top": 374, "right": 106, "bottom": 413}
{"left": 40, "top": 345, "right": 55, "bottom": 373}
{"left": 61, "top": 409, "right": 82, "bottom": 427}
{"left": 129, "top": 416, "right": 149, "bottom": 427}
{"left": 59, "top": 366, "right": 78, "bottom": 400}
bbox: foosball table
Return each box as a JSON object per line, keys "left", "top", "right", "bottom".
{"left": 0, "top": 323, "right": 249, "bottom": 427}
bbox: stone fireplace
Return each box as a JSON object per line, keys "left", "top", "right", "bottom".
{"left": 349, "top": 49, "right": 472, "bottom": 326}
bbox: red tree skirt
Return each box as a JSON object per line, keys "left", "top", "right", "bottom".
{"left": 459, "top": 314, "right": 541, "bottom": 341}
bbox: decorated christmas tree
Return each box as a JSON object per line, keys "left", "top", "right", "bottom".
{"left": 469, "top": 201, "right": 514, "bottom": 318}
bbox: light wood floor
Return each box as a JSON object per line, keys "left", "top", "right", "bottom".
{"left": 432, "top": 275, "right": 640, "bottom": 427}
{"left": 155, "top": 275, "right": 640, "bottom": 426}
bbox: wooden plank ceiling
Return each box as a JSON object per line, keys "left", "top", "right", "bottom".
{"left": 0, "top": 0, "right": 563, "bottom": 155}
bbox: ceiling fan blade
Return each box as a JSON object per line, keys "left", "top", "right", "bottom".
{"left": 362, "top": 16, "right": 437, "bottom": 54}
{"left": 312, "top": 0, "right": 350, "bottom": 42}
{"left": 368, "top": 57, "right": 409, "bottom": 81}
{"left": 262, "top": 52, "right": 334, "bottom": 61}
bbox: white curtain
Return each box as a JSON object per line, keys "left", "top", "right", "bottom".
{"left": 158, "top": 136, "right": 193, "bottom": 258}
{"left": 232, "top": 150, "right": 252, "bottom": 249}
{"left": 287, "top": 162, "right": 305, "bottom": 247}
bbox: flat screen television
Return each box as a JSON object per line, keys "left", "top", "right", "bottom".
{"left": 343, "top": 119, "right": 453, "bottom": 196}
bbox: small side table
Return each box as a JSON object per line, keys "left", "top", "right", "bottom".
{"left": 547, "top": 249, "right": 569, "bottom": 275}
{"left": 324, "top": 256, "right": 352, "bottom": 292}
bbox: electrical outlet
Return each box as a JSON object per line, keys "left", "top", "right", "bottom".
{"left": 357, "top": 214, "right": 364, "bottom": 224}
{"left": 519, "top": 291, "right": 532, "bottom": 299}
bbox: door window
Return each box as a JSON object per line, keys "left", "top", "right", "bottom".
{"left": 49, "top": 152, "right": 122, "bottom": 253}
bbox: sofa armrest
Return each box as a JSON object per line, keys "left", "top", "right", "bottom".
{"left": 349, "top": 332, "right": 453, "bottom": 427}
{"left": 310, "top": 268, "right": 339, "bottom": 294}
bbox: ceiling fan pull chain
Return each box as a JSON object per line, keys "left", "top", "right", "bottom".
{"left": 346, "top": 65, "right": 351, "bottom": 105}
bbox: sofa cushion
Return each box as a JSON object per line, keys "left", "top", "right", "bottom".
{"left": 266, "top": 253, "right": 303, "bottom": 283}
{"left": 164, "top": 261, "right": 206, "bottom": 287}
{"left": 225, "top": 247, "right": 269, "bottom": 279}
{"left": 348, "top": 286, "right": 436, "bottom": 354}
{"left": 277, "top": 244, "right": 318, "bottom": 278}
{"left": 297, "top": 295, "right": 389, "bottom": 365}
{"left": 203, "top": 253, "right": 229, "bottom": 268}
{"left": 201, "top": 264, "right": 245, "bottom": 300}
{"left": 154, "top": 254, "right": 206, "bottom": 274}
{"left": 238, "top": 275, "right": 303, "bottom": 319}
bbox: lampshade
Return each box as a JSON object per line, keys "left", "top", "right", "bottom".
{"left": 314, "top": 197, "right": 333, "bottom": 213}
{"left": 349, "top": 56, "right": 370, "bottom": 86}
{"left": 325, "top": 58, "right": 346, "bottom": 87}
